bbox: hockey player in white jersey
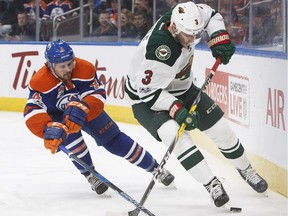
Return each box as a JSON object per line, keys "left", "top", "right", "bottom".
{"left": 125, "top": 2, "right": 268, "bottom": 208}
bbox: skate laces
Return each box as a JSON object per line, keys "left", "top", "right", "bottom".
{"left": 86, "top": 173, "right": 103, "bottom": 190}
{"left": 152, "top": 168, "right": 170, "bottom": 183}
{"left": 207, "top": 178, "right": 225, "bottom": 201}
{"left": 241, "top": 167, "right": 262, "bottom": 185}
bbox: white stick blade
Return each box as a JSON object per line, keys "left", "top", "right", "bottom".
{"left": 106, "top": 211, "right": 129, "bottom": 216}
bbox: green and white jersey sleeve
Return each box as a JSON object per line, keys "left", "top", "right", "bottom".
{"left": 196, "top": 4, "right": 226, "bottom": 36}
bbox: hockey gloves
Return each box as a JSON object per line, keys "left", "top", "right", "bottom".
{"left": 169, "top": 100, "right": 200, "bottom": 131}
{"left": 44, "top": 122, "right": 69, "bottom": 154}
{"left": 207, "top": 30, "right": 236, "bottom": 65}
{"left": 63, "top": 100, "right": 90, "bottom": 133}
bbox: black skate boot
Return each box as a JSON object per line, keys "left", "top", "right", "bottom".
{"left": 152, "top": 168, "right": 175, "bottom": 186}
{"left": 86, "top": 173, "right": 108, "bottom": 195}
{"left": 238, "top": 164, "right": 268, "bottom": 193}
{"left": 204, "top": 177, "right": 230, "bottom": 207}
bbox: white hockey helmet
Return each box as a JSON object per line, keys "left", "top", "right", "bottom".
{"left": 170, "top": 2, "right": 204, "bottom": 35}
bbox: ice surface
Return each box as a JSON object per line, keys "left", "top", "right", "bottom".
{"left": 0, "top": 111, "right": 287, "bottom": 216}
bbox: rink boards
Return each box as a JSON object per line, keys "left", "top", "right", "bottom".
{"left": 0, "top": 42, "right": 286, "bottom": 197}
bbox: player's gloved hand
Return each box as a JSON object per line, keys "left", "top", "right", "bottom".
{"left": 63, "top": 100, "right": 90, "bottom": 133}
{"left": 44, "top": 122, "right": 69, "bottom": 154}
{"left": 169, "top": 100, "right": 200, "bottom": 131}
{"left": 207, "top": 30, "right": 236, "bottom": 65}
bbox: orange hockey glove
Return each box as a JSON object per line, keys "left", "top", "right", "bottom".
{"left": 63, "top": 101, "right": 90, "bottom": 133}
{"left": 44, "top": 122, "right": 69, "bottom": 154}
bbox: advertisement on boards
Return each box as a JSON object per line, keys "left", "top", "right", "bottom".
{"left": 0, "top": 44, "right": 131, "bottom": 107}
{"left": 205, "top": 69, "right": 250, "bottom": 127}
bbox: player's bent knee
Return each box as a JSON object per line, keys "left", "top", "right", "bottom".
{"left": 102, "top": 131, "right": 134, "bottom": 157}
{"left": 157, "top": 119, "right": 179, "bottom": 145}
{"left": 204, "top": 117, "right": 238, "bottom": 149}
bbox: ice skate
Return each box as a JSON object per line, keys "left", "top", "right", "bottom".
{"left": 86, "top": 173, "right": 108, "bottom": 195}
{"left": 205, "top": 177, "right": 230, "bottom": 207}
{"left": 238, "top": 164, "right": 268, "bottom": 193}
{"left": 152, "top": 168, "right": 175, "bottom": 186}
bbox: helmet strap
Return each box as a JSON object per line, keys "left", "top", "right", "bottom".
{"left": 169, "top": 23, "right": 178, "bottom": 38}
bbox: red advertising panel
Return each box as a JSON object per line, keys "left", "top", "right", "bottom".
{"left": 205, "top": 69, "right": 249, "bottom": 127}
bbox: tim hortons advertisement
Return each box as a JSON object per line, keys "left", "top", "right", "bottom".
{"left": 0, "top": 44, "right": 131, "bottom": 107}
{"left": 205, "top": 69, "right": 250, "bottom": 127}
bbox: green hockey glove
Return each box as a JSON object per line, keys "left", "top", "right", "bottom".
{"left": 169, "top": 100, "right": 200, "bottom": 131}
{"left": 207, "top": 30, "right": 236, "bottom": 65}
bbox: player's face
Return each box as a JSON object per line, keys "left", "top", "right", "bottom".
{"left": 53, "top": 59, "right": 75, "bottom": 81}
{"left": 176, "top": 31, "right": 196, "bottom": 49}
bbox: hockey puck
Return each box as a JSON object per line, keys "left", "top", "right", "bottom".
{"left": 230, "top": 207, "right": 242, "bottom": 213}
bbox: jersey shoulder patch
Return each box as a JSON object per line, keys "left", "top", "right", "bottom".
{"left": 145, "top": 13, "right": 182, "bottom": 67}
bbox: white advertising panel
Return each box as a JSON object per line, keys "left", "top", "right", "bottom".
{"left": 0, "top": 43, "right": 132, "bottom": 106}
{"left": 192, "top": 50, "right": 287, "bottom": 169}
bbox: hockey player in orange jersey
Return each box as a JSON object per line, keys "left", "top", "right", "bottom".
{"left": 24, "top": 39, "right": 174, "bottom": 195}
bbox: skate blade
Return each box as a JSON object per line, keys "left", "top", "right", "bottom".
{"left": 99, "top": 191, "right": 111, "bottom": 198}
{"left": 165, "top": 181, "right": 177, "bottom": 190}
{"left": 261, "top": 190, "right": 269, "bottom": 197}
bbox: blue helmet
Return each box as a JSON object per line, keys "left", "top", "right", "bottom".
{"left": 45, "top": 39, "right": 74, "bottom": 66}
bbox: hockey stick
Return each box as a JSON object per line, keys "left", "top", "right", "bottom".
{"left": 125, "top": 57, "right": 222, "bottom": 216}
{"left": 58, "top": 145, "right": 156, "bottom": 216}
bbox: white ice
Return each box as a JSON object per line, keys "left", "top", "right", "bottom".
{"left": 0, "top": 111, "right": 287, "bottom": 216}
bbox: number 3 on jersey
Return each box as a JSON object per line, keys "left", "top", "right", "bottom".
{"left": 141, "top": 70, "right": 153, "bottom": 85}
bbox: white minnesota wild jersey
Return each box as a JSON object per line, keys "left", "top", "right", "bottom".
{"left": 125, "top": 4, "right": 224, "bottom": 111}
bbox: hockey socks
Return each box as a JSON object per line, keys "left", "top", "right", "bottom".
{"left": 103, "top": 131, "right": 157, "bottom": 171}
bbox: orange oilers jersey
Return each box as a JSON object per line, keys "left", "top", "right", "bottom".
{"left": 23, "top": 57, "right": 106, "bottom": 139}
